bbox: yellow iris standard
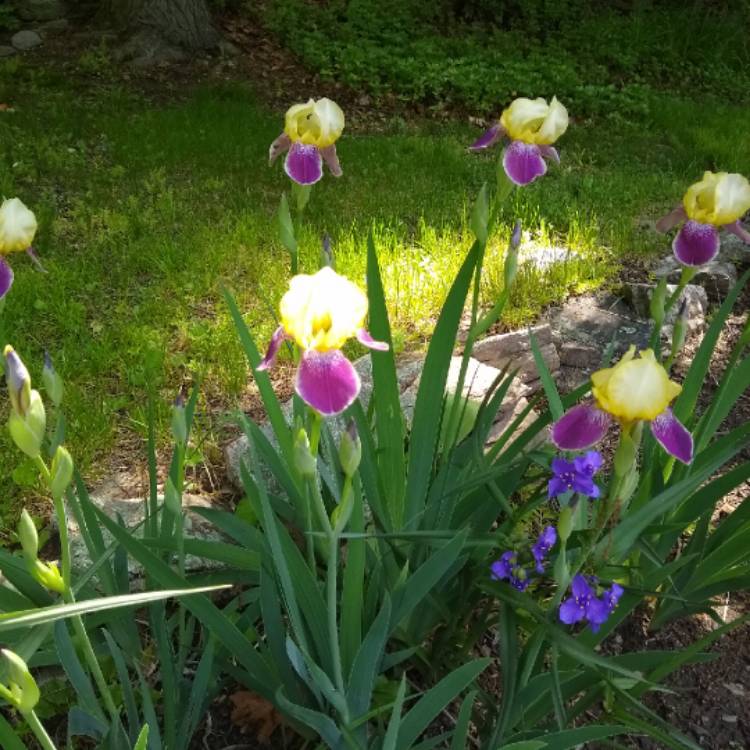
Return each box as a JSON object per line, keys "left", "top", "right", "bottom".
{"left": 284, "top": 98, "right": 345, "bottom": 149}
{"left": 682, "top": 171, "right": 750, "bottom": 227}
{"left": 500, "top": 96, "right": 569, "bottom": 145}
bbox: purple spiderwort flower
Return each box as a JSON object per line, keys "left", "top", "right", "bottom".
{"left": 559, "top": 575, "right": 623, "bottom": 633}
{"left": 469, "top": 97, "right": 568, "bottom": 186}
{"left": 0, "top": 198, "right": 38, "bottom": 300}
{"left": 269, "top": 98, "right": 345, "bottom": 186}
{"left": 551, "top": 346, "right": 693, "bottom": 464}
{"left": 657, "top": 171, "right": 750, "bottom": 267}
{"left": 548, "top": 450, "right": 603, "bottom": 500}
{"left": 491, "top": 551, "right": 529, "bottom": 591}
{"left": 531, "top": 526, "right": 557, "bottom": 573}
{"left": 258, "top": 267, "right": 388, "bottom": 416}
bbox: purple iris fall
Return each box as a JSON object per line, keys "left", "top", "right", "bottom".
{"left": 559, "top": 574, "right": 624, "bottom": 633}
{"left": 548, "top": 451, "right": 603, "bottom": 500}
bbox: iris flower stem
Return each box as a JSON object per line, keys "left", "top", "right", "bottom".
{"left": 33, "top": 455, "right": 120, "bottom": 723}
{"left": 25, "top": 710, "right": 58, "bottom": 750}
{"left": 326, "top": 534, "right": 347, "bottom": 703}
{"left": 648, "top": 266, "right": 696, "bottom": 353}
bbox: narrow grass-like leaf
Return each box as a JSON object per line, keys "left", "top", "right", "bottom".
{"left": 340, "top": 484, "right": 366, "bottom": 677}
{"left": 275, "top": 688, "right": 343, "bottom": 749}
{"left": 450, "top": 690, "right": 477, "bottom": 750}
{"left": 0, "top": 715, "right": 27, "bottom": 750}
{"left": 530, "top": 329, "right": 563, "bottom": 421}
{"left": 383, "top": 675, "right": 408, "bottom": 750}
{"left": 133, "top": 725, "right": 149, "bottom": 750}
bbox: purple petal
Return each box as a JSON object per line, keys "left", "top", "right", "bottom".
{"left": 571, "top": 574, "right": 592, "bottom": 600}
{"left": 502, "top": 141, "right": 547, "bottom": 186}
{"left": 574, "top": 450, "right": 603, "bottom": 475}
{"left": 551, "top": 405, "right": 612, "bottom": 451}
{"left": 539, "top": 525, "right": 557, "bottom": 548}
{"left": 650, "top": 408, "right": 693, "bottom": 464}
{"left": 547, "top": 476, "right": 569, "bottom": 498}
{"left": 551, "top": 457, "right": 575, "bottom": 476}
{"left": 356, "top": 328, "right": 389, "bottom": 352}
{"left": 296, "top": 349, "right": 361, "bottom": 416}
{"left": 559, "top": 597, "right": 585, "bottom": 625}
{"left": 256, "top": 325, "right": 287, "bottom": 372}
{"left": 673, "top": 220, "right": 720, "bottom": 266}
{"left": 0, "top": 258, "right": 13, "bottom": 299}
{"left": 269, "top": 132, "right": 291, "bottom": 165}
{"left": 320, "top": 144, "right": 343, "bottom": 177}
{"left": 586, "top": 597, "right": 610, "bottom": 628}
{"left": 469, "top": 123, "right": 504, "bottom": 151}
{"left": 538, "top": 144, "right": 560, "bottom": 164}
{"left": 572, "top": 475, "right": 598, "bottom": 498}
{"left": 655, "top": 205, "right": 687, "bottom": 233}
{"left": 284, "top": 142, "right": 323, "bottom": 186}
{"left": 724, "top": 220, "right": 750, "bottom": 244}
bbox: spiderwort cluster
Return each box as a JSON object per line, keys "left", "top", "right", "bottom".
{"left": 559, "top": 575, "right": 624, "bottom": 633}
{"left": 492, "top": 526, "right": 557, "bottom": 590}
{"left": 547, "top": 450, "right": 603, "bottom": 500}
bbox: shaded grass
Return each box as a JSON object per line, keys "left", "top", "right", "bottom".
{"left": 0, "top": 55, "right": 749, "bottom": 517}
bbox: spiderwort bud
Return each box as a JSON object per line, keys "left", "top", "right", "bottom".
{"left": 0, "top": 649, "right": 40, "bottom": 714}
{"left": 42, "top": 351, "right": 63, "bottom": 407}
{"left": 4, "top": 345, "right": 31, "bottom": 417}
{"left": 50, "top": 445, "right": 73, "bottom": 498}
{"left": 557, "top": 505, "right": 573, "bottom": 543}
{"left": 17, "top": 508, "right": 39, "bottom": 562}
{"left": 649, "top": 277, "right": 668, "bottom": 329}
{"left": 338, "top": 420, "right": 361, "bottom": 477}
{"left": 171, "top": 391, "right": 187, "bottom": 445}
{"left": 503, "top": 219, "right": 522, "bottom": 289}
{"left": 293, "top": 428, "right": 317, "bottom": 478}
{"left": 670, "top": 298, "right": 689, "bottom": 359}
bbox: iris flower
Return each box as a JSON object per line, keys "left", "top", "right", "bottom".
{"left": 469, "top": 97, "right": 568, "bottom": 185}
{"left": 0, "top": 198, "right": 38, "bottom": 299}
{"left": 551, "top": 346, "right": 693, "bottom": 464}
{"left": 548, "top": 450, "right": 603, "bottom": 500}
{"left": 559, "top": 574, "right": 623, "bottom": 632}
{"left": 269, "top": 98, "right": 345, "bottom": 186}
{"left": 258, "top": 267, "right": 388, "bottom": 416}
{"left": 656, "top": 171, "right": 750, "bottom": 266}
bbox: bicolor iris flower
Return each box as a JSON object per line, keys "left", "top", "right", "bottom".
{"left": 0, "top": 198, "right": 38, "bottom": 299}
{"left": 531, "top": 526, "right": 557, "bottom": 573}
{"left": 656, "top": 171, "right": 750, "bottom": 266}
{"left": 559, "top": 574, "right": 623, "bottom": 633}
{"left": 258, "top": 267, "right": 388, "bottom": 416}
{"left": 491, "top": 551, "right": 529, "bottom": 591}
{"left": 269, "top": 98, "right": 345, "bottom": 186}
{"left": 548, "top": 450, "right": 603, "bottom": 500}
{"left": 551, "top": 346, "right": 693, "bottom": 464}
{"left": 469, "top": 96, "right": 568, "bottom": 186}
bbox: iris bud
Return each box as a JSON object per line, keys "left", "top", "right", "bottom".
{"left": 171, "top": 391, "right": 187, "bottom": 445}
{"left": 30, "top": 559, "right": 64, "bottom": 594}
{"left": 50, "top": 445, "right": 74, "bottom": 498}
{"left": 670, "top": 298, "right": 689, "bottom": 359}
{"left": 293, "top": 428, "right": 317, "bottom": 478}
{"left": 338, "top": 420, "right": 361, "bottom": 477}
{"left": 503, "top": 220, "right": 522, "bottom": 289}
{"left": 8, "top": 390, "right": 46, "bottom": 458}
{"left": 614, "top": 432, "right": 638, "bottom": 477}
{"left": 17, "top": 509, "right": 39, "bottom": 561}
{"left": 164, "top": 477, "right": 182, "bottom": 515}
{"left": 0, "top": 649, "right": 40, "bottom": 714}
{"left": 649, "top": 277, "right": 667, "bottom": 329}
{"left": 42, "top": 351, "right": 64, "bottom": 407}
{"left": 4, "top": 345, "right": 31, "bottom": 416}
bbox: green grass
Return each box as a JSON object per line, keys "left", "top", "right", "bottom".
{"left": 0, "top": 50, "right": 749, "bottom": 519}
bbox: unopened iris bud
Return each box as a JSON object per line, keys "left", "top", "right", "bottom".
{"left": 50, "top": 445, "right": 73, "bottom": 498}
{"left": 4, "top": 345, "right": 31, "bottom": 416}
{"left": 649, "top": 277, "right": 667, "bottom": 329}
{"left": 42, "top": 351, "right": 64, "bottom": 407}
{"left": 8, "top": 390, "right": 46, "bottom": 458}
{"left": 338, "top": 420, "right": 361, "bottom": 477}
{"left": 30, "top": 559, "right": 64, "bottom": 594}
{"left": 557, "top": 505, "right": 573, "bottom": 543}
{"left": 293, "top": 428, "right": 317, "bottom": 478}
{"left": 503, "top": 219, "right": 522, "bottom": 289}
{"left": 670, "top": 298, "right": 689, "bottom": 359}
{"left": 0, "top": 649, "right": 40, "bottom": 714}
{"left": 171, "top": 391, "right": 187, "bottom": 445}
{"left": 321, "top": 234, "right": 334, "bottom": 268}
{"left": 613, "top": 431, "right": 638, "bottom": 477}
{"left": 17, "top": 508, "right": 39, "bottom": 561}
{"left": 164, "top": 476, "right": 182, "bottom": 515}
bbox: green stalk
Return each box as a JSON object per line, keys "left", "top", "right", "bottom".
{"left": 649, "top": 266, "right": 696, "bottom": 352}
{"left": 25, "top": 710, "right": 58, "bottom": 750}
{"left": 34, "top": 455, "right": 120, "bottom": 722}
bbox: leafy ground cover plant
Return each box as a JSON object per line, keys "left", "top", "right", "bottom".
{"left": 1, "top": 86, "right": 749, "bottom": 750}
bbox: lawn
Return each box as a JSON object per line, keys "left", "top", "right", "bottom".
{"left": 1, "top": 41, "right": 749, "bottom": 520}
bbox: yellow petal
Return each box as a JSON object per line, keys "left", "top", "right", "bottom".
{"left": 283, "top": 98, "right": 344, "bottom": 149}
{"left": 536, "top": 96, "right": 569, "bottom": 145}
{"left": 280, "top": 267, "right": 367, "bottom": 351}
{"left": 0, "top": 198, "right": 37, "bottom": 255}
{"left": 314, "top": 98, "right": 345, "bottom": 148}
{"left": 500, "top": 96, "right": 568, "bottom": 145}
{"left": 683, "top": 171, "right": 750, "bottom": 225}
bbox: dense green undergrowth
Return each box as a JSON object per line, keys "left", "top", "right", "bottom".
{"left": 1, "top": 25, "right": 749, "bottom": 516}
{"left": 265, "top": 0, "right": 750, "bottom": 117}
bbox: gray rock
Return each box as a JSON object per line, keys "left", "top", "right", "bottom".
{"left": 38, "top": 18, "right": 69, "bottom": 35}
{"left": 65, "top": 493, "right": 227, "bottom": 578}
{"left": 559, "top": 342, "right": 601, "bottom": 370}
{"left": 0, "top": 46, "right": 17, "bottom": 58}
{"left": 15, "top": 0, "right": 65, "bottom": 21}
{"left": 623, "top": 282, "right": 707, "bottom": 336}
{"left": 719, "top": 233, "right": 750, "bottom": 268}
{"left": 654, "top": 256, "right": 738, "bottom": 302}
{"left": 11, "top": 30, "right": 43, "bottom": 51}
